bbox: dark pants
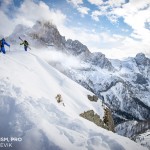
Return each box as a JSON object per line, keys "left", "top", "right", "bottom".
{"left": 24, "top": 46, "right": 27, "bottom": 51}
{"left": 0, "top": 47, "right": 6, "bottom": 54}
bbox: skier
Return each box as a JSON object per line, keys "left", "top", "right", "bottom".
{"left": 0, "top": 38, "right": 10, "bottom": 54}
{"left": 20, "top": 40, "right": 29, "bottom": 51}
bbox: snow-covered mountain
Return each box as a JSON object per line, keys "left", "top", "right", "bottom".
{"left": 0, "top": 51, "right": 147, "bottom": 150}
{"left": 115, "top": 120, "right": 150, "bottom": 138}
{"left": 6, "top": 20, "right": 150, "bottom": 149}
{"left": 115, "top": 120, "right": 150, "bottom": 149}
{"left": 135, "top": 129, "right": 150, "bottom": 150}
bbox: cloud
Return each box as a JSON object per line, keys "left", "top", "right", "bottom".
{"left": 32, "top": 48, "right": 84, "bottom": 70}
{"left": 87, "top": 0, "right": 125, "bottom": 9}
{"left": 87, "top": 0, "right": 103, "bottom": 6}
{"left": 0, "top": 0, "right": 66, "bottom": 36}
{"left": 109, "top": 0, "right": 150, "bottom": 49}
{"left": 106, "top": 0, "right": 126, "bottom": 7}
{"left": 97, "top": 0, "right": 150, "bottom": 40}
{"left": 67, "top": 0, "right": 90, "bottom": 16}
{"left": 58, "top": 25, "right": 101, "bottom": 46}
{"left": 77, "top": 6, "right": 90, "bottom": 15}
{"left": 90, "top": 0, "right": 126, "bottom": 22}
{"left": 89, "top": 0, "right": 150, "bottom": 58}
{"left": 0, "top": 0, "right": 13, "bottom": 8}
{"left": 0, "top": 11, "right": 16, "bottom": 36}
{"left": 1, "top": 0, "right": 12, "bottom": 5}
{"left": 17, "top": 0, "right": 66, "bottom": 26}
{"left": 67, "top": 0, "right": 83, "bottom": 6}
{"left": 91, "top": 10, "right": 102, "bottom": 21}
{"left": 91, "top": 33, "right": 150, "bottom": 59}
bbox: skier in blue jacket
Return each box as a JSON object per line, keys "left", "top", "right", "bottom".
{"left": 0, "top": 38, "right": 10, "bottom": 54}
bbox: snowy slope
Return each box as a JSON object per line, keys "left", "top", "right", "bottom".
{"left": 0, "top": 51, "right": 147, "bottom": 150}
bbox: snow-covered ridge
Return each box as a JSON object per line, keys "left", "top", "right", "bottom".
{"left": 0, "top": 51, "right": 147, "bottom": 150}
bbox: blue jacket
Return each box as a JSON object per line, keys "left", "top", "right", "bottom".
{"left": 1, "top": 38, "right": 10, "bottom": 47}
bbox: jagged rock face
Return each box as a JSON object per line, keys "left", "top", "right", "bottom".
{"left": 80, "top": 109, "right": 114, "bottom": 131}
{"left": 65, "top": 39, "right": 90, "bottom": 56}
{"left": 135, "top": 53, "right": 150, "bottom": 66}
{"left": 87, "top": 95, "right": 98, "bottom": 102}
{"left": 103, "top": 107, "right": 115, "bottom": 132}
{"left": 85, "top": 52, "right": 115, "bottom": 71}
{"left": 134, "top": 53, "right": 150, "bottom": 80}
{"left": 135, "top": 73, "right": 148, "bottom": 85}
{"left": 31, "top": 21, "right": 66, "bottom": 49}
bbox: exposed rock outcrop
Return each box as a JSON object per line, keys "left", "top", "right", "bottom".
{"left": 80, "top": 109, "right": 114, "bottom": 132}
{"left": 87, "top": 95, "right": 98, "bottom": 102}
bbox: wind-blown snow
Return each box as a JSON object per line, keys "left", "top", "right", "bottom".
{"left": 0, "top": 51, "right": 147, "bottom": 150}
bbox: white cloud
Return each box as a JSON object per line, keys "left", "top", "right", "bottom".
{"left": 0, "top": 11, "right": 16, "bottom": 36}
{"left": 89, "top": 0, "right": 150, "bottom": 58}
{"left": 67, "top": 0, "right": 83, "bottom": 6}
{"left": 58, "top": 26, "right": 101, "bottom": 45}
{"left": 110, "top": 0, "right": 150, "bottom": 46}
{"left": 90, "top": 0, "right": 125, "bottom": 22}
{"left": 106, "top": 0, "right": 126, "bottom": 7}
{"left": 17, "top": 1, "right": 66, "bottom": 26}
{"left": 90, "top": 34, "right": 150, "bottom": 59}
{"left": 87, "top": 0, "right": 103, "bottom": 6}
{"left": 88, "top": 0, "right": 125, "bottom": 8}
{"left": 0, "top": 0, "right": 14, "bottom": 15}
{"left": 67, "top": 0, "right": 90, "bottom": 16}
{"left": 0, "top": 0, "right": 66, "bottom": 36}
{"left": 77, "top": 6, "right": 90, "bottom": 15}
{"left": 108, "top": 0, "right": 150, "bottom": 36}
{"left": 91, "top": 10, "right": 102, "bottom": 21}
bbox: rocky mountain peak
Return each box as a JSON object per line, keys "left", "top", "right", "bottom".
{"left": 65, "top": 39, "right": 90, "bottom": 56}
{"left": 135, "top": 53, "right": 149, "bottom": 66}
{"left": 8, "top": 20, "right": 92, "bottom": 56}
{"left": 86, "top": 52, "right": 115, "bottom": 71}
{"left": 31, "top": 20, "right": 66, "bottom": 49}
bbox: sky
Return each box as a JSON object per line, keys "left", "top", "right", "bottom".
{"left": 0, "top": 0, "right": 150, "bottom": 59}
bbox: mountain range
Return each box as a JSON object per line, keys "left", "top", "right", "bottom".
{"left": 6, "top": 20, "right": 150, "bottom": 149}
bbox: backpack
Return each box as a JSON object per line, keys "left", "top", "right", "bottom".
{"left": 24, "top": 40, "right": 29, "bottom": 46}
